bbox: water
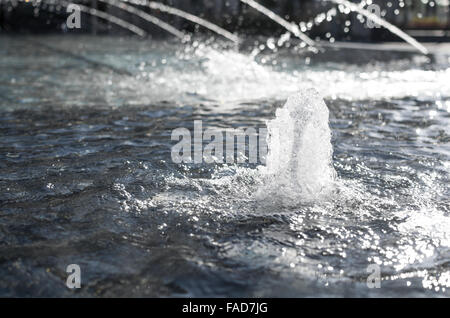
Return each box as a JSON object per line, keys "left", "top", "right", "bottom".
{"left": 96, "top": 0, "right": 186, "bottom": 39}
{"left": 240, "top": 0, "right": 316, "bottom": 48}
{"left": 262, "top": 89, "right": 336, "bottom": 203}
{"left": 144, "top": 0, "right": 239, "bottom": 43}
{"left": 0, "top": 35, "right": 449, "bottom": 297}
{"left": 327, "top": 0, "right": 429, "bottom": 55}
{"left": 30, "top": 0, "right": 148, "bottom": 37}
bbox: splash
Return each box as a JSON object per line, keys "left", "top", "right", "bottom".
{"left": 94, "top": 0, "right": 186, "bottom": 39}
{"left": 261, "top": 89, "right": 336, "bottom": 202}
{"left": 328, "top": 0, "right": 429, "bottom": 55}
{"left": 137, "top": 45, "right": 449, "bottom": 105}
{"left": 146, "top": 1, "right": 239, "bottom": 43}
{"left": 240, "top": 0, "right": 317, "bottom": 49}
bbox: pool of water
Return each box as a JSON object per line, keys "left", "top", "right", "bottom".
{"left": 0, "top": 35, "right": 449, "bottom": 297}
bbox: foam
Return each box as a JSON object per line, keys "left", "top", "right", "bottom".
{"left": 259, "top": 89, "right": 337, "bottom": 203}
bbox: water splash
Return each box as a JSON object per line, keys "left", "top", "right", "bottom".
{"left": 94, "top": 0, "right": 186, "bottom": 39}
{"left": 327, "top": 0, "right": 429, "bottom": 55}
{"left": 239, "top": 0, "right": 317, "bottom": 50}
{"left": 144, "top": 1, "right": 239, "bottom": 43}
{"left": 302, "top": 7, "right": 338, "bottom": 33}
{"left": 260, "top": 89, "right": 336, "bottom": 202}
{"left": 113, "top": 45, "right": 450, "bottom": 104}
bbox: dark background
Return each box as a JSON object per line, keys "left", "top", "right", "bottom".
{"left": 1, "top": 0, "right": 450, "bottom": 42}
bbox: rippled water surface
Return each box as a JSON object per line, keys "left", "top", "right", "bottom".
{"left": 0, "top": 35, "right": 449, "bottom": 297}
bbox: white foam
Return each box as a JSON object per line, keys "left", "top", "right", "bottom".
{"left": 134, "top": 46, "right": 450, "bottom": 104}
{"left": 259, "top": 89, "right": 337, "bottom": 203}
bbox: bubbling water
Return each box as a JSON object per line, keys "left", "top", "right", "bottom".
{"left": 260, "top": 88, "right": 336, "bottom": 203}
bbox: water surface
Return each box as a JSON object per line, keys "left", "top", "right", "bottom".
{"left": 0, "top": 35, "right": 449, "bottom": 297}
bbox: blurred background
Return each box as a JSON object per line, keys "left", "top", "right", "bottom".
{"left": 1, "top": 0, "right": 450, "bottom": 42}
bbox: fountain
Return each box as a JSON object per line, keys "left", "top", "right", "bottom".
{"left": 239, "top": 0, "right": 317, "bottom": 49}
{"left": 94, "top": 0, "right": 186, "bottom": 39}
{"left": 263, "top": 88, "right": 336, "bottom": 202}
{"left": 0, "top": 0, "right": 147, "bottom": 36}
{"left": 49, "top": 0, "right": 148, "bottom": 36}
{"left": 1, "top": 0, "right": 449, "bottom": 299}
{"left": 326, "top": 0, "right": 429, "bottom": 55}
{"left": 144, "top": 0, "right": 239, "bottom": 43}
{"left": 1, "top": 0, "right": 432, "bottom": 56}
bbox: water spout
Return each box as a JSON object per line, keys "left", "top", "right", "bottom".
{"left": 327, "top": 0, "right": 429, "bottom": 55}
{"left": 90, "top": 0, "right": 186, "bottom": 39}
{"left": 239, "top": 0, "right": 317, "bottom": 49}
{"left": 5, "top": 0, "right": 147, "bottom": 36}
{"left": 262, "top": 88, "right": 336, "bottom": 202}
{"left": 129, "top": 0, "right": 239, "bottom": 44}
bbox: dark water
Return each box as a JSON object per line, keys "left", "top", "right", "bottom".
{"left": 0, "top": 35, "right": 449, "bottom": 297}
